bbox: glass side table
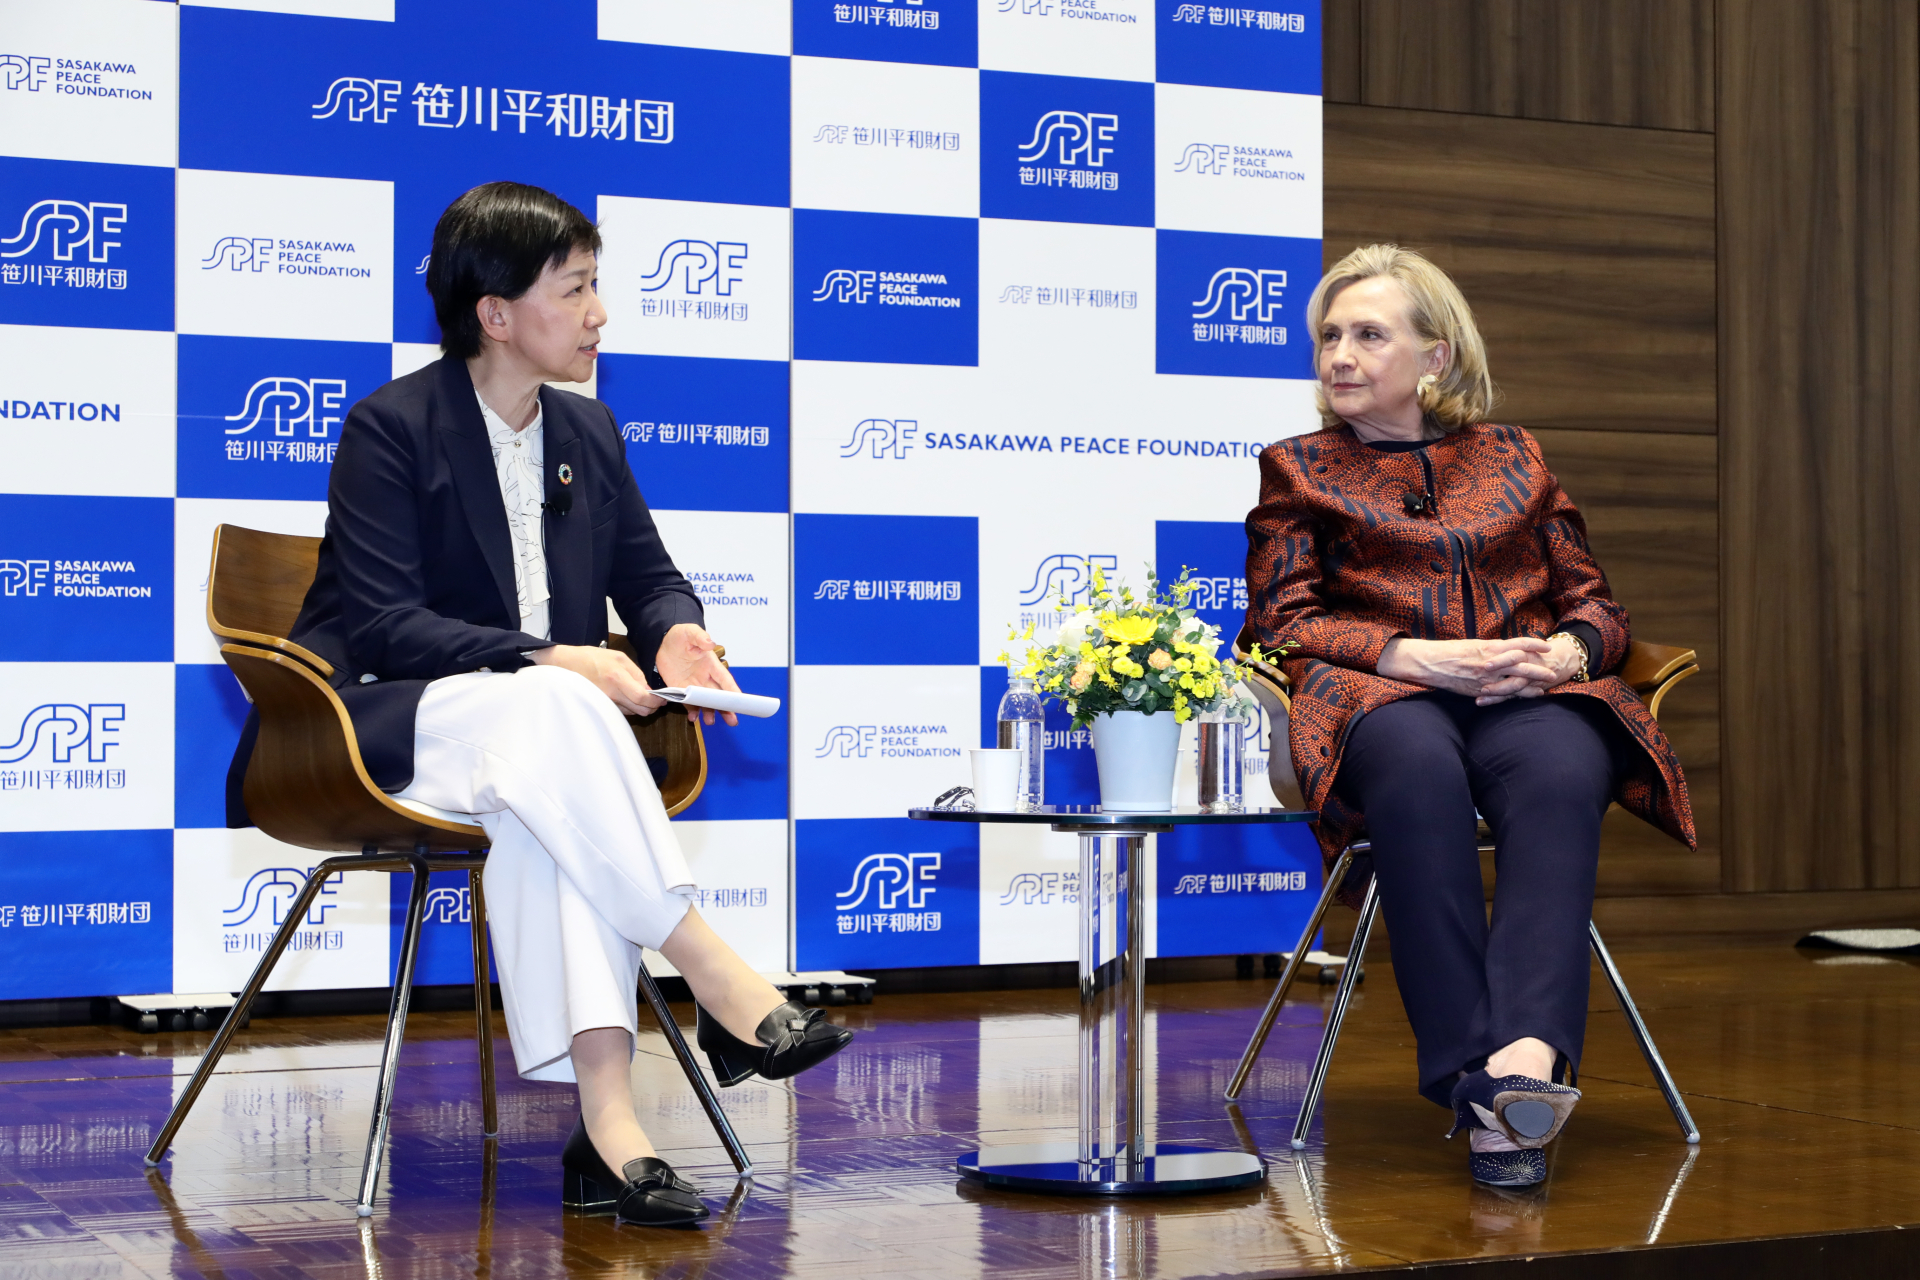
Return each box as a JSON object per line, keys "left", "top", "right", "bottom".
{"left": 907, "top": 804, "right": 1317, "bottom": 1196}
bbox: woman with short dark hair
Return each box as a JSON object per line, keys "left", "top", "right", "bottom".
{"left": 1245, "top": 244, "right": 1694, "bottom": 1188}
{"left": 235, "top": 182, "right": 853, "bottom": 1227}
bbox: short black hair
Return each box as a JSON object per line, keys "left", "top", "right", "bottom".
{"left": 425, "top": 182, "right": 602, "bottom": 359}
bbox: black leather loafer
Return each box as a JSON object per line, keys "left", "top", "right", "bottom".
{"left": 695, "top": 1001, "right": 854, "bottom": 1087}
{"left": 560, "top": 1114, "right": 708, "bottom": 1227}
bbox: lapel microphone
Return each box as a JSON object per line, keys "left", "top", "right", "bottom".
{"left": 1402, "top": 491, "right": 1436, "bottom": 517}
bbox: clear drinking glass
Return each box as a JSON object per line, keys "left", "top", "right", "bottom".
{"left": 1196, "top": 706, "right": 1247, "bottom": 812}
{"left": 996, "top": 676, "right": 1046, "bottom": 810}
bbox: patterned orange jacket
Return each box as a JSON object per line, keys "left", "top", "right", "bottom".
{"left": 1244, "top": 422, "right": 1695, "bottom": 867}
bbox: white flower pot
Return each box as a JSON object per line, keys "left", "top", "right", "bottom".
{"left": 1089, "top": 710, "right": 1182, "bottom": 812}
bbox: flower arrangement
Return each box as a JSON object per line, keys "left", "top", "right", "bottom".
{"left": 1002, "top": 566, "right": 1251, "bottom": 727}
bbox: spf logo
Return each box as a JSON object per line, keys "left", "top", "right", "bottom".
{"left": 1174, "top": 143, "right": 1231, "bottom": 175}
{"left": 1000, "top": 872, "right": 1062, "bottom": 905}
{"left": 0, "top": 55, "right": 51, "bottom": 93}
{"left": 1, "top": 200, "right": 128, "bottom": 263}
{"left": 0, "top": 560, "right": 49, "bottom": 597}
{"left": 311, "top": 77, "right": 401, "bottom": 123}
{"left": 815, "top": 725, "right": 878, "bottom": 758}
{"left": 0, "top": 704, "right": 124, "bottom": 764}
{"left": 1019, "top": 553, "right": 1118, "bottom": 607}
{"left": 201, "top": 237, "right": 276, "bottom": 272}
{"left": 226, "top": 377, "right": 348, "bottom": 438}
{"left": 998, "top": 0, "right": 1053, "bottom": 11}
{"left": 839, "top": 418, "right": 917, "bottom": 459}
{"left": 1193, "top": 268, "right": 1286, "bottom": 323}
{"left": 814, "top": 269, "right": 876, "bottom": 304}
{"left": 424, "top": 886, "right": 472, "bottom": 924}
{"left": 1018, "top": 111, "right": 1119, "bottom": 168}
{"left": 837, "top": 852, "right": 940, "bottom": 911}
{"left": 223, "top": 867, "right": 340, "bottom": 928}
{"left": 639, "top": 239, "right": 747, "bottom": 296}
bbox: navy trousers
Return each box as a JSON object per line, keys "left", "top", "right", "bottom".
{"left": 1333, "top": 692, "right": 1628, "bottom": 1107}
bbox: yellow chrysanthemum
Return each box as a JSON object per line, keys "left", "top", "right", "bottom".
{"left": 1103, "top": 615, "right": 1156, "bottom": 646}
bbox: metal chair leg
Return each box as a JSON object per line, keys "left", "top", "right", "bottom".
{"left": 638, "top": 961, "right": 753, "bottom": 1178}
{"left": 467, "top": 866, "right": 498, "bottom": 1137}
{"left": 1290, "top": 874, "right": 1380, "bottom": 1150}
{"left": 356, "top": 850, "right": 434, "bottom": 1216}
{"left": 145, "top": 851, "right": 396, "bottom": 1167}
{"left": 1589, "top": 921, "right": 1699, "bottom": 1144}
{"left": 1227, "top": 844, "right": 1357, "bottom": 1099}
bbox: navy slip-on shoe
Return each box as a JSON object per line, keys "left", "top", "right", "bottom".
{"left": 1449, "top": 1070, "right": 1581, "bottom": 1149}
{"left": 1468, "top": 1144, "right": 1548, "bottom": 1187}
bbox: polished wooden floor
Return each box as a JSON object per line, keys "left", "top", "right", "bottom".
{"left": 2, "top": 943, "right": 1917, "bottom": 1277}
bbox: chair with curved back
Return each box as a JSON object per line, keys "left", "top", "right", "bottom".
{"left": 143, "top": 524, "right": 750, "bottom": 1215}
{"left": 1224, "top": 624, "right": 1702, "bottom": 1150}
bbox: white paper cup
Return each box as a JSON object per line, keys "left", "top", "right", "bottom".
{"left": 969, "top": 748, "right": 1022, "bottom": 811}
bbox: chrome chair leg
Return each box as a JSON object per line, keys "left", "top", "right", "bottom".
{"left": 1290, "top": 874, "right": 1380, "bottom": 1150}
{"left": 356, "top": 850, "right": 433, "bottom": 1216}
{"left": 1227, "top": 845, "right": 1357, "bottom": 1100}
{"left": 1589, "top": 921, "right": 1699, "bottom": 1144}
{"left": 145, "top": 850, "right": 400, "bottom": 1168}
{"left": 638, "top": 961, "right": 753, "bottom": 1178}
{"left": 467, "top": 865, "right": 498, "bottom": 1137}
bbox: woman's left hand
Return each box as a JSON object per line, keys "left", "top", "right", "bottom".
{"left": 1477, "top": 633, "right": 1586, "bottom": 705}
{"left": 656, "top": 623, "right": 742, "bottom": 726}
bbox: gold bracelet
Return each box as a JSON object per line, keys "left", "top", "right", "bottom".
{"left": 1551, "top": 632, "right": 1590, "bottom": 682}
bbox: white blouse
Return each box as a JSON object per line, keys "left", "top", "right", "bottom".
{"left": 475, "top": 389, "right": 551, "bottom": 642}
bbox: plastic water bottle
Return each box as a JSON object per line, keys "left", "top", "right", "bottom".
{"left": 996, "top": 676, "right": 1046, "bottom": 810}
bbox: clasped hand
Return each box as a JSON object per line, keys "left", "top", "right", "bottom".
{"left": 528, "top": 623, "right": 743, "bottom": 725}
{"left": 1377, "top": 635, "right": 1583, "bottom": 706}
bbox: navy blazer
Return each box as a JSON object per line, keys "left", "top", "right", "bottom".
{"left": 226, "top": 355, "right": 703, "bottom": 824}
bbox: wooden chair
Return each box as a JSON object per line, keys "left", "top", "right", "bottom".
{"left": 1223, "top": 624, "right": 1702, "bottom": 1148}
{"left": 143, "top": 524, "right": 751, "bottom": 1214}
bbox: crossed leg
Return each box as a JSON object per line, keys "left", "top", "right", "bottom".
{"left": 396, "top": 665, "right": 785, "bottom": 1170}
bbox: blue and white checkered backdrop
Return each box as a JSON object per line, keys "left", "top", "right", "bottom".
{"left": 0, "top": 0, "right": 1323, "bottom": 1000}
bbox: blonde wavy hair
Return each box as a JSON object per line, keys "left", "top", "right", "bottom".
{"left": 1306, "top": 244, "right": 1496, "bottom": 431}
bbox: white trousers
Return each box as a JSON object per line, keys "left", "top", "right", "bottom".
{"left": 393, "top": 665, "right": 695, "bottom": 1082}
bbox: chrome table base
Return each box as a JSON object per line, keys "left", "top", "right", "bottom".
{"left": 956, "top": 824, "right": 1266, "bottom": 1196}
{"left": 956, "top": 1141, "right": 1263, "bottom": 1195}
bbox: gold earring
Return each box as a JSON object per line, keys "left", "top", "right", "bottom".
{"left": 1417, "top": 372, "right": 1439, "bottom": 404}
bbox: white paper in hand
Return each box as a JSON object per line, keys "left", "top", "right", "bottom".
{"left": 656, "top": 686, "right": 781, "bottom": 718}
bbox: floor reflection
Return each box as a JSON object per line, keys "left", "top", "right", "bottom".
{"left": 1, "top": 945, "right": 1917, "bottom": 1276}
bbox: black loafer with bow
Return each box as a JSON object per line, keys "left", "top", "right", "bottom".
{"left": 560, "top": 1115, "right": 708, "bottom": 1227}
{"left": 696, "top": 1001, "right": 855, "bottom": 1087}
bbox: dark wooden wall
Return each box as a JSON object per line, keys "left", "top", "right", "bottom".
{"left": 1325, "top": 0, "right": 1714, "bottom": 131}
{"left": 1719, "top": 2, "right": 1920, "bottom": 892}
{"left": 1322, "top": 0, "right": 1920, "bottom": 926}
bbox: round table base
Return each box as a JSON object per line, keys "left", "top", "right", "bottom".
{"left": 956, "top": 1142, "right": 1265, "bottom": 1196}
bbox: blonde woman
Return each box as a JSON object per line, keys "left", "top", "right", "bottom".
{"left": 1243, "top": 245, "right": 1694, "bottom": 1186}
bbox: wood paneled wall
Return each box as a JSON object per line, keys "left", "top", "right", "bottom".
{"left": 1718, "top": 0, "right": 1920, "bottom": 891}
{"left": 1323, "top": 0, "right": 1715, "bottom": 132}
{"left": 1321, "top": 107, "right": 1716, "bottom": 436}
{"left": 1324, "top": 0, "right": 1920, "bottom": 915}
{"left": 1322, "top": 104, "right": 1720, "bottom": 896}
